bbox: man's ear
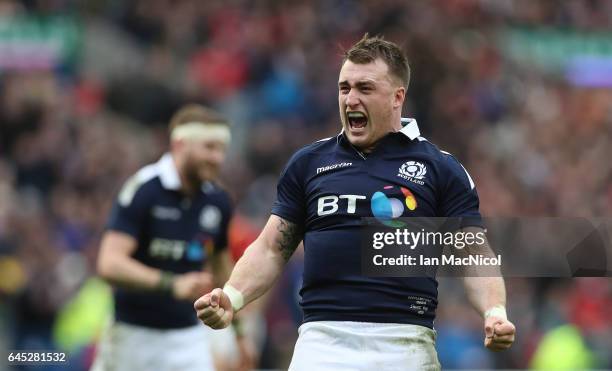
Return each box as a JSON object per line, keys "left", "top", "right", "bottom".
{"left": 170, "top": 138, "right": 186, "bottom": 153}
{"left": 170, "top": 139, "right": 179, "bottom": 152}
{"left": 393, "top": 86, "right": 406, "bottom": 109}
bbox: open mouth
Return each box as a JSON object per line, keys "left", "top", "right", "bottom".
{"left": 347, "top": 111, "right": 368, "bottom": 130}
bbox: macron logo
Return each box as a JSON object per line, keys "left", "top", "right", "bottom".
{"left": 316, "top": 162, "right": 353, "bottom": 174}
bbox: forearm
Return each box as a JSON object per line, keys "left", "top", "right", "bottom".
{"left": 226, "top": 237, "right": 287, "bottom": 307}
{"left": 225, "top": 215, "right": 302, "bottom": 309}
{"left": 458, "top": 227, "right": 506, "bottom": 317}
{"left": 211, "top": 251, "right": 233, "bottom": 287}
{"left": 98, "top": 253, "right": 164, "bottom": 290}
{"left": 463, "top": 276, "right": 506, "bottom": 317}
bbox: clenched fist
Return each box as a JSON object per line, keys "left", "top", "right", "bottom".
{"left": 484, "top": 315, "right": 516, "bottom": 351}
{"left": 194, "top": 288, "right": 234, "bottom": 329}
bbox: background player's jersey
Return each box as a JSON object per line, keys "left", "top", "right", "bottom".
{"left": 107, "top": 153, "right": 232, "bottom": 329}
{"left": 271, "top": 119, "right": 481, "bottom": 328}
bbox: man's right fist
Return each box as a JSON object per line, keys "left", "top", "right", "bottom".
{"left": 194, "top": 288, "right": 233, "bottom": 329}
{"left": 172, "top": 272, "right": 214, "bottom": 301}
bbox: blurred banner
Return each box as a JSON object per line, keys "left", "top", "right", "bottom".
{"left": 0, "top": 14, "right": 81, "bottom": 70}
{"left": 501, "top": 28, "right": 612, "bottom": 87}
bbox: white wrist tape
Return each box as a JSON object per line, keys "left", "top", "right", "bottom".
{"left": 484, "top": 305, "right": 507, "bottom": 320}
{"left": 223, "top": 283, "right": 244, "bottom": 312}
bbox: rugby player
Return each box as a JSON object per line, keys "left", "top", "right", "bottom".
{"left": 195, "top": 35, "right": 516, "bottom": 370}
{"left": 93, "top": 104, "right": 253, "bottom": 371}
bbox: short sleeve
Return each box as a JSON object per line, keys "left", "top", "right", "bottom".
{"left": 107, "top": 175, "right": 151, "bottom": 238}
{"left": 271, "top": 151, "right": 307, "bottom": 226}
{"left": 439, "top": 154, "right": 482, "bottom": 227}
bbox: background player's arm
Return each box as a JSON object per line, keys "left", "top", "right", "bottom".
{"left": 97, "top": 230, "right": 163, "bottom": 289}
{"left": 97, "top": 230, "right": 213, "bottom": 300}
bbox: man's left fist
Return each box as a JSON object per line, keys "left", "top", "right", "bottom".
{"left": 484, "top": 315, "right": 516, "bottom": 351}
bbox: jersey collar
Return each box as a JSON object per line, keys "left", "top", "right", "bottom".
{"left": 337, "top": 117, "right": 421, "bottom": 146}
{"left": 399, "top": 117, "right": 420, "bottom": 140}
{"left": 157, "top": 153, "right": 181, "bottom": 190}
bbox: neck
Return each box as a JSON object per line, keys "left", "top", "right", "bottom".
{"left": 360, "top": 118, "right": 403, "bottom": 154}
{"left": 362, "top": 143, "right": 376, "bottom": 154}
{"left": 391, "top": 113, "right": 402, "bottom": 132}
{"left": 346, "top": 113, "right": 403, "bottom": 154}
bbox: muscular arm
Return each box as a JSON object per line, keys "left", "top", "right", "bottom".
{"left": 209, "top": 249, "right": 233, "bottom": 287}
{"left": 459, "top": 227, "right": 506, "bottom": 315}
{"left": 463, "top": 276, "right": 506, "bottom": 317}
{"left": 458, "top": 226, "right": 515, "bottom": 351}
{"left": 226, "top": 214, "right": 303, "bottom": 308}
{"left": 96, "top": 230, "right": 163, "bottom": 290}
{"left": 195, "top": 215, "right": 302, "bottom": 329}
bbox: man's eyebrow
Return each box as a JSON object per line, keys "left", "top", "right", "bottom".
{"left": 338, "top": 80, "right": 376, "bottom": 87}
{"left": 355, "top": 81, "right": 375, "bottom": 87}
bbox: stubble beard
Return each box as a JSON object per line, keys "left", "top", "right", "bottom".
{"left": 183, "top": 157, "right": 203, "bottom": 191}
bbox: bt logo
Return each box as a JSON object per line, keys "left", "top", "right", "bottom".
{"left": 371, "top": 186, "right": 417, "bottom": 227}
{"left": 316, "top": 186, "right": 417, "bottom": 227}
{"left": 317, "top": 194, "right": 366, "bottom": 216}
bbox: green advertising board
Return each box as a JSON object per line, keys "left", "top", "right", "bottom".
{"left": 0, "top": 14, "right": 82, "bottom": 70}
{"left": 500, "top": 27, "right": 612, "bottom": 71}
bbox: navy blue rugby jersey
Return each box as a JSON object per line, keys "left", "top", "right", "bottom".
{"left": 271, "top": 118, "right": 481, "bottom": 328}
{"left": 107, "top": 153, "right": 232, "bottom": 329}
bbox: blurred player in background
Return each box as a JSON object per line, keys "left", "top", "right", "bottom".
{"left": 93, "top": 104, "right": 254, "bottom": 371}
{"left": 195, "top": 35, "right": 515, "bottom": 370}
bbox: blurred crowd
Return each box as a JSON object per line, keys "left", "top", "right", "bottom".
{"left": 0, "top": 0, "right": 611, "bottom": 369}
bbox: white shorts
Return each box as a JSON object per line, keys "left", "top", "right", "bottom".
{"left": 90, "top": 321, "right": 215, "bottom": 371}
{"left": 289, "top": 321, "right": 441, "bottom": 371}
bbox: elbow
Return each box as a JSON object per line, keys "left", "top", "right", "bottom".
{"left": 96, "top": 231, "right": 136, "bottom": 285}
{"left": 96, "top": 252, "right": 115, "bottom": 283}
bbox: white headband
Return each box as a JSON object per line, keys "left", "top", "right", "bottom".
{"left": 171, "top": 122, "right": 231, "bottom": 144}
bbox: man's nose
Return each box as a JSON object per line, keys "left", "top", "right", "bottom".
{"left": 345, "top": 89, "right": 360, "bottom": 108}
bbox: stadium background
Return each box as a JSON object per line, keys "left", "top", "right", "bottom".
{"left": 0, "top": 0, "right": 611, "bottom": 369}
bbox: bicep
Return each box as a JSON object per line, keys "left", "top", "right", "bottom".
{"left": 454, "top": 226, "right": 500, "bottom": 277}
{"left": 99, "top": 230, "right": 138, "bottom": 260}
{"left": 460, "top": 226, "right": 493, "bottom": 254}
{"left": 258, "top": 215, "right": 304, "bottom": 262}
{"left": 97, "top": 230, "right": 138, "bottom": 278}
{"left": 445, "top": 226, "right": 492, "bottom": 255}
